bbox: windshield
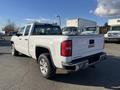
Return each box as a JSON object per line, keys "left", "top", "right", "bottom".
{"left": 85, "top": 27, "right": 96, "bottom": 32}
{"left": 32, "top": 25, "right": 62, "bottom": 35}
{"left": 111, "top": 26, "right": 120, "bottom": 31}
{"left": 63, "top": 27, "right": 77, "bottom": 32}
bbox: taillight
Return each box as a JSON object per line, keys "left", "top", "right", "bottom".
{"left": 61, "top": 40, "right": 72, "bottom": 57}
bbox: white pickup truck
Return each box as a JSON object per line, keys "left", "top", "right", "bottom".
{"left": 11, "top": 22, "right": 106, "bottom": 79}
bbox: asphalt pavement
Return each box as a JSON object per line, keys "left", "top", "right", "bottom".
{"left": 0, "top": 40, "right": 120, "bottom": 90}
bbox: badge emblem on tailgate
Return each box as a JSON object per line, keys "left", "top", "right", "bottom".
{"left": 88, "top": 39, "right": 95, "bottom": 48}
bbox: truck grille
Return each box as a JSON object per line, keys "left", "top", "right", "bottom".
{"left": 108, "top": 33, "right": 119, "bottom": 37}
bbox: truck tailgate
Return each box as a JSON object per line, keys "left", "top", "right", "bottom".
{"left": 71, "top": 35, "right": 104, "bottom": 60}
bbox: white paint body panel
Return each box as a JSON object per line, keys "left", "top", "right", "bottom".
{"left": 11, "top": 23, "right": 104, "bottom": 69}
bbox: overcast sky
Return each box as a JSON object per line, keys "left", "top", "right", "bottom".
{"left": 0, "top": 0, "right": 120, "bottom": 30}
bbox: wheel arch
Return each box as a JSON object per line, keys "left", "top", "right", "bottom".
{"left": 35, "top": 46, "right": 55, "bottom": 67}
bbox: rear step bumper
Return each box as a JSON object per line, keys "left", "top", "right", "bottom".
{"left": 62, "top": 52, "right": 107, "bottom": 71}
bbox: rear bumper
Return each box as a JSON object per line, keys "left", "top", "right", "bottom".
{"left": 62, "top": 52, "right": 107, "bottom": 71}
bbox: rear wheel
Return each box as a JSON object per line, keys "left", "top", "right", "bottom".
{"left": 11, "top": 44, "right": 19, "bottom": 56}
{"left": 38, "top": 53, "right": 56, "bottom": 79}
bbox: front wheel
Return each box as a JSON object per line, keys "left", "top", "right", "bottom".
{"left": 38, "top": 53, "right": 56, "bottom": 79}
{"left": 11, "top": 44, "right": 19, "bottom": 56}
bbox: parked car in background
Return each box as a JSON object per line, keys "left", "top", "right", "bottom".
{"left": 0, "top": 31, "right": 5, "bottom": 39}
{"left": 105, "top": 19, "right": 120, "bottom": 42}
{"left": 7, "top": 32, "right": 18, "bottom": 36}
{"left": 62, "top": 27, "right": 78, "bottom": 35}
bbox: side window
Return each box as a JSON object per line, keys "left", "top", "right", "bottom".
{"left": 18, "top": 27, "right": 25, "bottom": 35}
{"left": 32, "top": 26, "right": 45, "bottom": 35}
{"left": 24, "top": 25, "right": 31, "bottom": 36}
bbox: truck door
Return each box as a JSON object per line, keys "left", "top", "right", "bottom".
{"left": 21, "top": 25, "right": 31, "bottom": 56}
{"left": 14, "top": 27, "right": 25, "bottom": 53}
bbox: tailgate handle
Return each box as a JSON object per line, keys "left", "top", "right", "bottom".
{"left": 89, "top": 39, "right": 94, "bottom": 44}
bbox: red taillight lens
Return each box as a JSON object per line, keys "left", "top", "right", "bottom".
{"left": 61, "top": 40, "right": 72, "bottom": 57}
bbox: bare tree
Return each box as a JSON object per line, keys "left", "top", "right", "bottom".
{"left": 104, "top": 22, "right": 109, "bottom": 27}
{"left": 2, "top": 20, "right": 18, "bottom": 35}
{"left": 99, "top": 22, "right": 110, "bottom": 34}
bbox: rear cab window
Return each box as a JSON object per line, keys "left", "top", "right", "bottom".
{"left": 31, "top": 24, "right": 62, "bottom": 35}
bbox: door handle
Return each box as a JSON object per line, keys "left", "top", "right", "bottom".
{"left": 25, "top": 39, "right": 28, "bottom": 41}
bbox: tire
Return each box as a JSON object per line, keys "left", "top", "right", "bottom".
{"left": 11, "top": 44, "right": 19, "bottom": 56}
{"left": 38, "top": 53, "right": 56, "bottom": 79}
